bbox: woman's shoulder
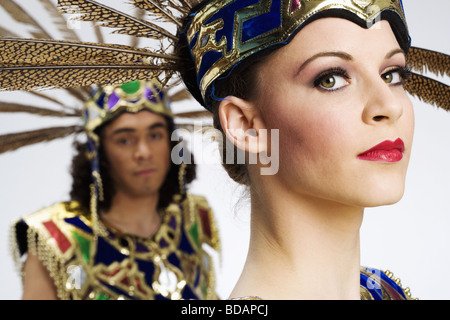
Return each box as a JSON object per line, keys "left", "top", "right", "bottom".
{"left": 360, "top": 266, "right": 415, "bottom": 300}
{"left": 230, "top": 267, "right": 416, "bottom": 300}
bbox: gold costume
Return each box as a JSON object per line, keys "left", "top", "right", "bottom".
{"left": 11, "top": 196, "right": 220, "bottom": 300}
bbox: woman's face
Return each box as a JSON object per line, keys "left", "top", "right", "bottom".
{"left": 254, "top": 18, "right": 414, "bottom": 208}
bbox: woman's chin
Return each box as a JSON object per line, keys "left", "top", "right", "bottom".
{"left": 358, "top": 188, "right": 405, "bottom": 208}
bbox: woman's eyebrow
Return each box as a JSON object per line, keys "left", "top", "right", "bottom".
{"left": 385, "top": 48, "right": 405, "bottom": 60}
{"left": 296, "top": 51, "right": 353, "bottom": 75}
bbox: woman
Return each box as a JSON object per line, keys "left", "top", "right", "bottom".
{"left": 172, "top": 0, "right": 449, "bottom": 299}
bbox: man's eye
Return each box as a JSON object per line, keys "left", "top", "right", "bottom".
{"left": 150, "top": 132, "right": 164, "bottom": 140}
{"left": 116, "top": 137, "right": 132, "bottom": 145}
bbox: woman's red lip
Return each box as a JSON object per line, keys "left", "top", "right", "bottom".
{"left": 358, "top": 138, "right": 405, "bottom": 162}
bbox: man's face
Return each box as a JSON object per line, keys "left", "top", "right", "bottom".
{"left": 101, "top": 110, "right": 171, "bottom": 198}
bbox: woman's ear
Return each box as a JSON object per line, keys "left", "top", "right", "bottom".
{"left": 218, "top": 96, "right": 267, "bottom": 154}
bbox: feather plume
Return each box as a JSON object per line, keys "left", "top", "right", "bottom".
{"left": 175, "top": 110, "right": 212, "bottom": 118}
{"left": 170, "top": 88, "right": 193, "bottom": 102}
{"left": 129, "top": 7, "right": 144, "bottom": 48}
{"left": 26, "top": 89, "right": 88, "bottom": 114}
{"left": 0, "top": 38, "right": 179, "bottom": 90}
{"left": 0, "top": 25, "right": 19, "bottom": 38}
{"left": 0, "top": 0, "right": 51, "bottom": 39}
{"left": 65, "top": 87, "right": 91, "bottom": 102}
{"left": 0, "top": 126, "right": 82, "bottom": 154}
{"left": 130, "top": 0, "right": 182, "bottom": 26}
{"left": 0, "top": 102, "right": 81, "bottom": 117}
{"left": 0, "top": 65, "right": 171, "bottom": 92}
{"left": 93, "top": 22, "right": 104, "bottom": 43}
{"left": 408, "top": 47, "right": 450, "bottom": 78}
{"left": 0, "top": 38, "right": 178, "bottom": 66}
{"left": 38, "top": 0, "right": 80, "bottom": 41}
{"left": 404, "top": 73, "right": 450, "bottom": 111}
{"left": 27, "top": 91, "right": 66, "bottom": 106}
{"left": 57, "top": 0, "right": 177, "bottom": 40}
{"left": 171, "top": 0, "right": 202, "bottom": 12}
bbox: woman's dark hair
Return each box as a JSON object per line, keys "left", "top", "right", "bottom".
{"left": 70, "top": 114, "right": 196, "bottom": 213}
{"left": 175, "top": 11, "right": 273, "bottom": 186}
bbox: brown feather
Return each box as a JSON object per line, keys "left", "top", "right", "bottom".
{"left": 170, "top": 88, "right": 192, "bottom": 102}
{"left": 163, "top": 0, "right": 190, "bottom": 15}
{"left": 38, "top": 0, "right": 80, "bottom": 41}
{"left": 0, "top": 38, "right": 179, "bottom": 67}
{"left": 129, "top": 7, "right": 145, "bottom": 48}
{"left": 131, "top": 0, "right": 182, "bottom": 26}
{"left": 0, "top": 25, "right": 19, "bottom": 38}
{"left": 0, "top": 0, "right": 51, "bottom": 39}
{"left": 27, "top": 89, "right": 86, "bottom": 113}
{"left": 57, "top": 0, "right": 177, "bottom": 40}
{"left": 404, "top": 73, "right": 450, "bottom": 111}
{"left": 26, "top": 91, "right": 66, "bottom": 106}
{"left": 175, "top": 110, "right": 212, "bottom": 118}
{"left": 0, "top": 102, "right": 81, "bottom": 117}
{"left": 93, "top": 23, "right": 105, "bottom": 43}
{"left": 407, "top": 47, "right": 450, "bottom": 78}
{"left": 0, "top": 64, "right": 172, "bottom": 92}
{"left": 0, "top": 126, "right": 82, "bottom": 154}
{"left": 66, "top": 87, "right": 91, "bottom": 102}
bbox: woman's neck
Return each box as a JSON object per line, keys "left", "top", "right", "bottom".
{"left": 230, "top": 181, "right": 364, "bottom": 300}
{"left": 100, "top": 190, "right": 161, "bottom": 239}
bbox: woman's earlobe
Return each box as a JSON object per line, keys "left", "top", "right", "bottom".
{"left": 218, "top": 96, "right": 267, "bottom": 154}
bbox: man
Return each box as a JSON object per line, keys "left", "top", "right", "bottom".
{"left": 10, "top": 80, "right": 220, "bottom": 300}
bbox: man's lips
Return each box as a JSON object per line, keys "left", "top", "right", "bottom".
{"left": 134, "top": 168, "right": 156, "bottom": 176}
{"left": 357, "top": 138, "right": 405, "bottom": 162}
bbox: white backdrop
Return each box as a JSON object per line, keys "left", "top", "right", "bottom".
{"left": 0, "top": 0, "right": 449, "bottom": 300}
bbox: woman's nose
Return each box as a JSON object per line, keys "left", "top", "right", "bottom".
{"left": 361, "top": 77, "right": 404, "bottom": 125}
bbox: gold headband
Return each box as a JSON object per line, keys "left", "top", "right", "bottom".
{"left": 0, "top": 0, "right": 447, "bottom": 113}
{"left": 83, "top": 80, "right": 172, "bottom": 137}
{"left": 187, "top": 0, "right": 409, "bottom": 99}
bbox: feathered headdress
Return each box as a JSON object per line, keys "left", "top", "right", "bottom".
{"left": 0, "top": 0, "right": 212, "bottom": 238}
{"left": 0, "top": 0, "right": 448, "bottom": 133}
{"left": 0, "top": 0, "right": 212, "bottom": 155}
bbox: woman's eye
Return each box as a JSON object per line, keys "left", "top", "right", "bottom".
{"left": 314, "top": 69, "right": 350, "bottom": 92}
{"left": 382, "top": 69, "right": 403, "bottom": 85}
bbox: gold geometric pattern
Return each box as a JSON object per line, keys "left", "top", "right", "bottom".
{"left": 188, "top": 0, "right": 408, "bottom": 97}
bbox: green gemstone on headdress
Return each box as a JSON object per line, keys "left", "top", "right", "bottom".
{"left": 121, "top": 81, "right": 140, "bottom": 94}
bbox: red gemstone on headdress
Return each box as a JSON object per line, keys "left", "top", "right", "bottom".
{"left": 290, "top": 0, "right": 301, "bottom": 12}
